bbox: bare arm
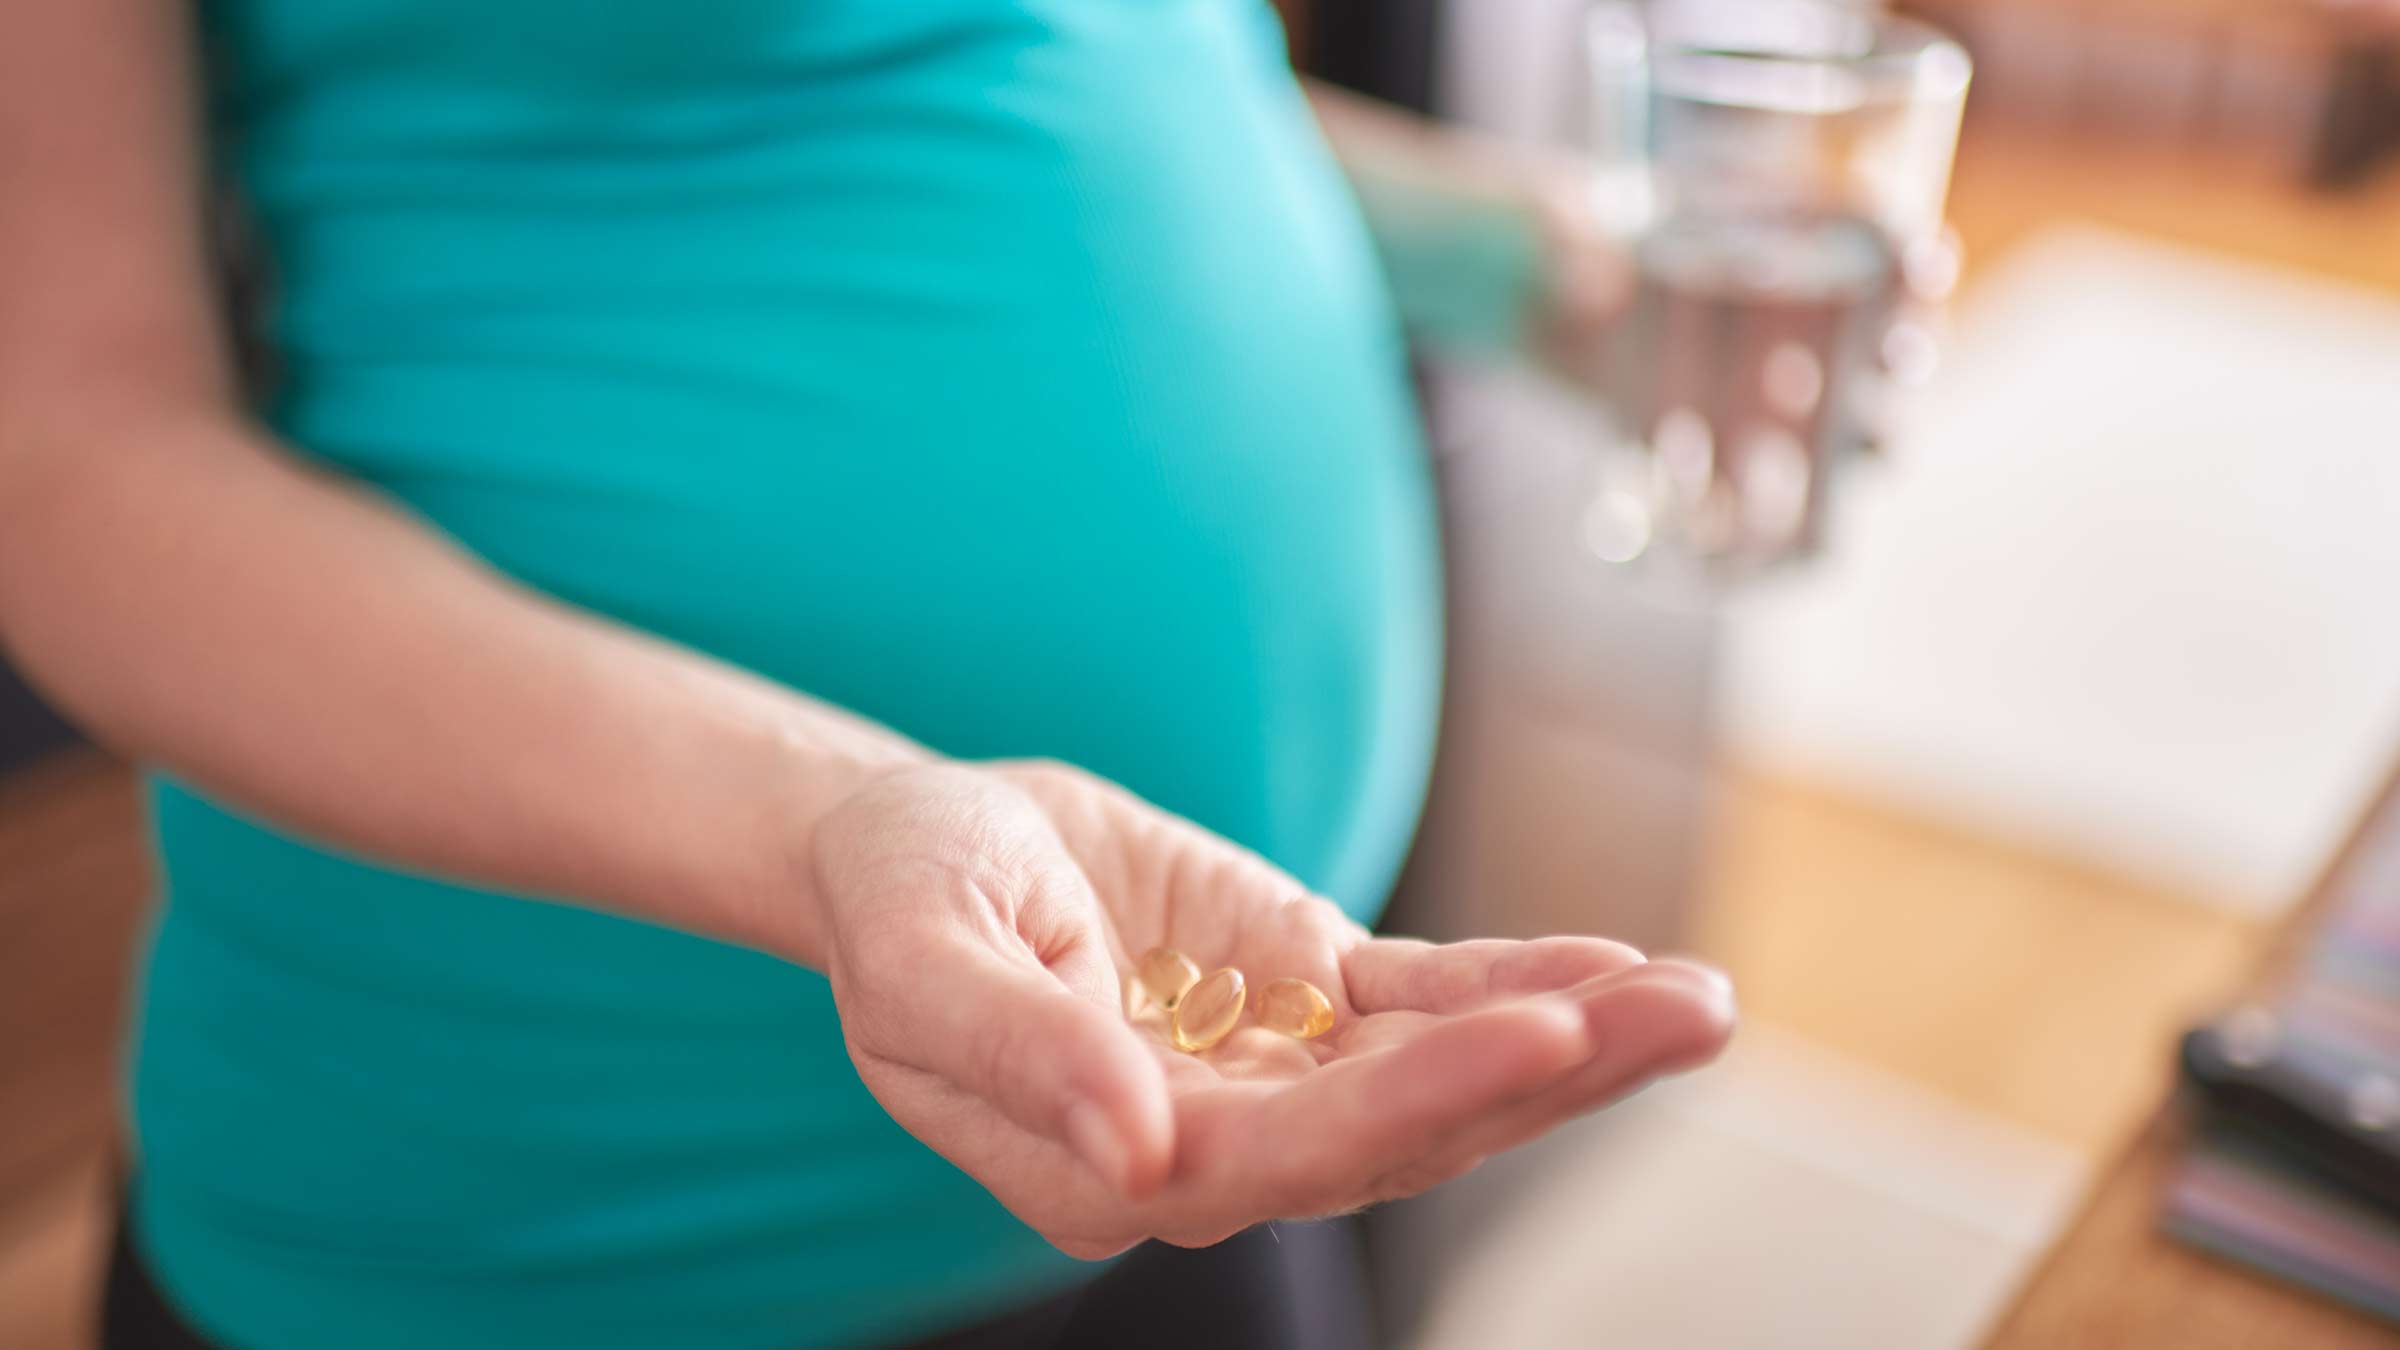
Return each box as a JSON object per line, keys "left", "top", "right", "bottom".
{"left": 1307, "top": 80, "right": 1564, "bottom": 214}
{"left": 0, "top": 0, "right": 918, "bottom": 968}
{"left": 1305, "top": 79, "right": 1627, "bottom": 364}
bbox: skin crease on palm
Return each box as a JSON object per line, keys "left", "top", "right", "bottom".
{"left": 811, "top": 760, "right": 1737, "bottom": 1261}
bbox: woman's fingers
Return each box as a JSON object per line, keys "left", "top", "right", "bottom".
{"left": 1341, "top": 934, "right": 1647, "bottom": 1015}
{"left": 1161, "top": 960, "right": 1731, "bottom": 1232}
{"left": 1418, "top": 960, "right": 1736, "bottom": 1171}
{"left": 969, "top": 965, "right": 1729, "bottom": 1251}
{"left": 849, "top": 930, "right": 1176, "bottom": 1200}
{"left": 1178, "top": 995, "right": 1594, "bottom": 1221}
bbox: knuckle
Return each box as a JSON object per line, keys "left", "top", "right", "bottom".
{"left": 998, "top": 758, "right": 1089, "bottom": 807}
{"left": 1287, "top": 894, "right": 1355, "bottom": 936}
{"left": 1011, "top": 756, "right": 1080, "bottom": 785}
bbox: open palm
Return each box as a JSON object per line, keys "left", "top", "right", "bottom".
{"left": 812, "top": 761, "right": 1733, "bottom": 1259}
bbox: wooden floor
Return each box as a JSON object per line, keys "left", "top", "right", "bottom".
{"left": 1695, "top": 769, "right": 2266, "bottom": 1157}
{"left": 1948, "top": 124, "right": 2400, "bottom": 300}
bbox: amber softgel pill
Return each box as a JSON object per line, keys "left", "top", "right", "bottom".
{"left": 1257, "top": 977, "right": 1335, "bottom": 1040}
{"left": 1136, "top": 946, "right": 1202, "bottom": 1011}
{"left": 1170, "top": 967, "right": 1246, "bottom": 1052}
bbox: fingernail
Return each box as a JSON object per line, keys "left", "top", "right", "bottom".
{"left": 1625, "top": 961, "right": 1740, "bottom": 1057}
{"left": 1574, "top": 962, "right": 1738, "bottom": 1042}
{"left": 1064, "top": 1100, "right": 1131, "bottom": 1195}
{"left": 1644, "top": 957, "right": 1736, "bottom": 1005}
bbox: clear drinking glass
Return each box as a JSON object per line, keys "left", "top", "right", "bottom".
{"left": 1578, "top": 0, "right": 1971, "bottom": 579}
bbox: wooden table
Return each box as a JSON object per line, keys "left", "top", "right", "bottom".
{"left": 1984, "top": 768, "right": 2400, "bottom": 1349}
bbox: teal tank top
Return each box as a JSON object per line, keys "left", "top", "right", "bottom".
{"left": 136, "top": 2, "right": 1440, "bottom": 1344}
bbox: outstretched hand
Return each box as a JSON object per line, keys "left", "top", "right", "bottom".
{"left": 811, "top": 761, "right": 1733, "bottom": 1259}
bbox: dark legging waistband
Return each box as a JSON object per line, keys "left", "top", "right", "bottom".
{"left": 101, "top": 1205, "right": 1373, "bottom": 1350}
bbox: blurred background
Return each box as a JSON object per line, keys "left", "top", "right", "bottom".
{"left": 8, "top": 0, "right": 2400, "bottom": 1346}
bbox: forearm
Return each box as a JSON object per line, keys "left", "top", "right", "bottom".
{"left": 1307, "top": 80, "right": 1551, "bottom": 352}
{"left": 0, "top": 410, "right": 921, "bottom": 968}
{"left": 1306, "top": 81, "right": 1547, "bottom": 211}
{"left": 1305, "top": 80, "right": 1623, "bottom": 359}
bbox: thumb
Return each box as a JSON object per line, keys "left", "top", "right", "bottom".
{"left": 887, "top": 930, "right": 1175, "bottom": 1200}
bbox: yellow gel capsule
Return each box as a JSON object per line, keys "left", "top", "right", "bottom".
{"left": 1137, "top": 946, "right": 1202, "bottom": 1011}
{"left": 1258, "top": 977, "right": 1335, "bottom": 1040}
{"left": 1170, "top": 967, "right": 1245, "bottom": 1053}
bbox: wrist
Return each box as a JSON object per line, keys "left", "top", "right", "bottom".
{"left": 721, "top": 722, "right": 932, "bottom": 973}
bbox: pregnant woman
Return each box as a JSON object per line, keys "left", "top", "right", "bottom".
{"left": 0, "top": 2, "right": 1732, "bottom": 1346}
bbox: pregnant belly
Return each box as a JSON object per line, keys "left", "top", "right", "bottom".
{"left": 275, "top": 257, "right": 1441, "bottom": 912}
{"left": 231, "top": 0, "right": 1439, "bottom": 896}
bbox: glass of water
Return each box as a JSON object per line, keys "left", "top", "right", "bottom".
{"left": 1578, "top": 0, "right": 1971, "bottom": 578}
